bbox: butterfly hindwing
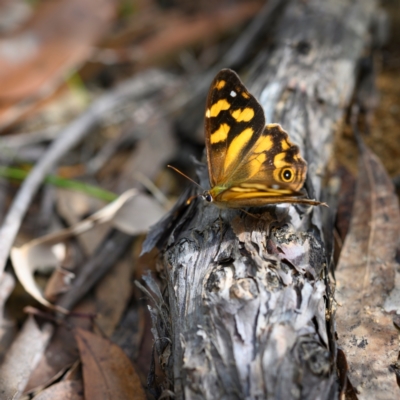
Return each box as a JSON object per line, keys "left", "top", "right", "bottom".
{"left": 230, "top": 124, "right": 308, "bottom": 191}
{"left": 204, "top": 69, "right": 265, "bottom": 188}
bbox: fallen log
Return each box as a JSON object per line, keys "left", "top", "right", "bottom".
{"left": 143, "top": 0, "right": 378, "bottom": 398}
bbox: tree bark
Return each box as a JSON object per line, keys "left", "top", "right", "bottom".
{"left": 144, "top": 0, "right": 377, "bottom": 398}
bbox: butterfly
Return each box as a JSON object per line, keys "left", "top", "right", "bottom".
{"left": 200, "top": 68, "right": 323, "bottom": 208}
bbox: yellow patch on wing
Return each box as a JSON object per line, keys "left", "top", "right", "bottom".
{"left": 209, "top": 99, "right": 231, "bottom": 117}
{"left": 281, "top": 139, "right": 290, "bottom": 150}
{"left": 230, "top": 187, "right": 255, "bottom": 192}
{"left": 273, "top": 152, "right": 293, "bottom": 184}
{"left": 211, "top": 123, "right": 230, "bottom": 144}
{"left": 224, "top": 127, "right": 253, "bottom": 172}
{"left": 239, "top": 134, "right": 274, "bottom": 178}
{"left": 231, "top": 108, "right": 255, "bottom": 122}
{"left": 215, "top": 80, "right": 226, "bottom": 90}
{"left": 253, "top": 135, "right": 273, "bottom": 153}
{"left": 242, "top": 92, "right": 250, "bottom": 99}
{"left": 220, "top": 188, "right": 294, "bottom": 202}
{"left": 240, "top": 183, "right": 268, "bottom": 190}
{"left": 273, "top": 152, "right": 288, "bottom": 169}
{"left": 247, "top": 154, "right": 266, "bottom": 178}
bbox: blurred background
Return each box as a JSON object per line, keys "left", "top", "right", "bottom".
{"left": 0, "top": 0, "right": 398, "bottom": 399}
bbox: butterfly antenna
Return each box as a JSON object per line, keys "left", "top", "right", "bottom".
{"left": 167, "top": 165, "right": 203, "bottom": 190}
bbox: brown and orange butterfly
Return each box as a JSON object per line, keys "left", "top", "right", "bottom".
{"left": 199, "top": 68, "right": 323, "bottom": 208}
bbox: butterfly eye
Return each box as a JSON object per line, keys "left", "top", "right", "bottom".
{"left": 281, "top": 168, "right": 294, "bottom": 182}
{"left": 203, "top": 192, "right": 213, "bottom": 202}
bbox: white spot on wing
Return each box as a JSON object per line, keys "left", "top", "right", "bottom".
{"left": 230, "top": 91, "right": 237, "bottom": 97}
{"left": 272, "top": 184, "right": 280, "bottom": 189}
{"left": 205, "top": 109, "right": 211, "bottom": 118}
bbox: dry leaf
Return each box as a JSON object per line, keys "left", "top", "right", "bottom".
{"left": 335, "top": 141, "right": 400, "bottom": 397}
{"left": 11, "top": 242, "right": 66, "bottom": 311}
{"left": 0, "top": 0, "right": 116, "bottom": 100}
{"left": 0, "top": 0, "right": 117, "bottom": 127}
{"left": 10, "top": 189, "right": 164, "bottom": 309}
{"left": 74, "top": 328, "right": 146, "bottom": 400}
{"left": 56, "top": 189, "right": 112, "bottom": 255}
{"left": 24, "top": 298, "right": 95, "bottom": 394}
{"left": 0, "top": 1, "right": 32, "bottom": 34}
{"left": 0, "top": 316, "right": 53, "bottom": 400}
{"left": 95, "top": 258, "right": 132, "bottom": 337}
{"left": 0, "top": 0, "right": 118, "bottom": 128}
{"left": 112, "top": 192, "right": 166, "bottom": 235}
{"left": 32, "top": 380, "right": 83, "bottom": 400}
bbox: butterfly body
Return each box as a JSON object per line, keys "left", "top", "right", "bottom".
{"left": 203, "top": 69, "right": 322, "bottom": 207}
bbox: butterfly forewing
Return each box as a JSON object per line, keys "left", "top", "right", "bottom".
{"left": 204, "top": 69, "right": 265, "bottom": 188}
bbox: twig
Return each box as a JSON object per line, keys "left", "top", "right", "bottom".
{"left": 0, "top": 125, "right": 62, "bottom": 149}
{"left": 0, "top": 69, "right": 170, "bottom": 278}
{"left": 56, "top": 230, "right": 133, "bottom": 312}
{"left": 134, "top": 172, "right": 170, "bottom": 208}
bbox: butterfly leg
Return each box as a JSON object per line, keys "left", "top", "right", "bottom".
{"left": 239, "top": 208, "right": 262, "bottom": 220}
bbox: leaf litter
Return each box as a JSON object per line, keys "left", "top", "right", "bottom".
{"left": 31, "top": 380, "right": 84, "bottom": 400}
{"left": 335, "top": 139, "right": 400, "bottom": 398}
{"left": 0, "top": 316, "right": 53, "bottom": 400}
{"left": 0, "top": 0, "right": 399, "bottom": 399}
{"left": 10, "top": 189, "right": 164, "bottom": 311}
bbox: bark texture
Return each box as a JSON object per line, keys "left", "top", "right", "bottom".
{"left": 144, "top": 0, "right": 377, "bottom": 398}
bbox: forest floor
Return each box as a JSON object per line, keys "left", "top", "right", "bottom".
{"left": 0, "top": 0, "right": 398, "bottom": 399}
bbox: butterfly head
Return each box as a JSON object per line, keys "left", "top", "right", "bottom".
{"left": 202, "top": 191, "right": 214, "bottom": 203}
